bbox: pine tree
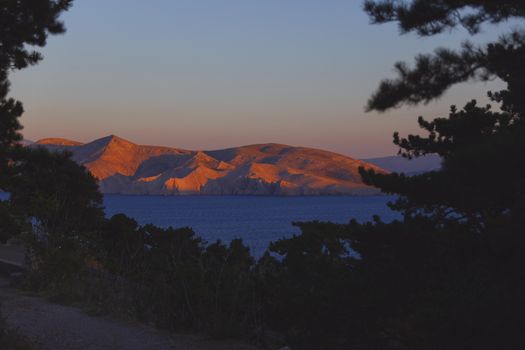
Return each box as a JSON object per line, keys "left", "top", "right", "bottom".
{"left": 360, "top": 0, "right": 525, "bottom": 228}
{"left": 0, "top": 0, "right": 72, "bottom": 188}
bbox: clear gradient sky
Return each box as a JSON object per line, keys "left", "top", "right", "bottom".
{"left": 10, "top": 0, "right": 512, "bottom": 158}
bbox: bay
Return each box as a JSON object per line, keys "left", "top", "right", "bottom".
{"left": 104, "top": 195, "right": 399, "bottom": 255}
{"left": 2, "top": 193, "right": 400, "bottom": 255}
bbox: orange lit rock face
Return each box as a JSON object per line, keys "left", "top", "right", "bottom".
{"left": 36, "top": 138, "right": 83, "bottom": 146}
{"left": 34, "top": 136, "right": 387, "bottom": 195}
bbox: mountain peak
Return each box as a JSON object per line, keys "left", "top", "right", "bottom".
{"left": 35, "top": 135, "right": 387, "bottom": 195}
{"left": 97, "top": 134, "right": 135, "bottom": 147}
{"left": 36, "top": 138, "right": 83, "bottom": 146}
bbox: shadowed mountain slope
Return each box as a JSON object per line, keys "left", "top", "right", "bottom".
{"left": 363, "top": 154, "right": 441, "bottom": 175}
{"left": 34, "top": 136, "right": 386, "bottom": 195}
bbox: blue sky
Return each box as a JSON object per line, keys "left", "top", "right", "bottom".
{"left": 10, "top": 0, "right": 511, "bottom": 157}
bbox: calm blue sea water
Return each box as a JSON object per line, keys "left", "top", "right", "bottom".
{"left": 104, "top": 195, "right": 399, "bottom": 255}
{"left": 1, "top": 193, "right": 399, "bottom": 255}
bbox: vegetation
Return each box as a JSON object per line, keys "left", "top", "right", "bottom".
{"left": 1, "top": 0, "right": 524, "bottom": 349}
{"left": 253, "top": 1, "right": 525, "bottom": 348}
{"left": 0, "top": 0, "right": 72, "bottom": 190}
{"left": 10, "top": 147, "right": 105, "bottom": 294}
{"left": 1, "top": 0, "right": 74, "bottom": 241}
{"left": 363, "top": 0, "right": 525, "bottom": 112}
{"left": 237, "top": 1, "right": 525, "bottom": 348}
{"left": 85, "top": 217, "right": 261, "bottom": 337}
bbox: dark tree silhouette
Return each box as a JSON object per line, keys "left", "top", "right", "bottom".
{"left": 364, "top": 1, "right": 525, "bottom": 36}
{"left": 0, "top": 0, "right": 72, "bottom": 187}
{"left": 8, "top": 147, "right": 103, "bottom": 238}
{"left": 7, "top": 147, "right": 104, "bottom": 289}
{"left": 0, "top": 200, "right": 18, "bottom": 243}
{"left": 363, "top": 0, "right": 525, "bottom": 112}
{"left": 260, "top": 3, "right": 525, "bottom": 349}
{"left": 338, "top": 1, "right": 525, "bottom": 348}
{"left": 360, "top": 0, "right": 525, "bottom": 227}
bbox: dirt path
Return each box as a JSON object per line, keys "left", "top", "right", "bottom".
{"left": 0, "top": 277, "right": 258, "bottom": 350}
{"left": 0, "top": 244, "right": 25, "bottom": 267}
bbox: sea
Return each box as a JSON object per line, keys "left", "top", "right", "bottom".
{"left": 103, "top": 195, "right": 399, "bottom": 256}
{"left": 1, "top": 193, "right": 399, "bottom": 256}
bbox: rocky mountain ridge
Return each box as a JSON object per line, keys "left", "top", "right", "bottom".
{"left": 34, "top": 135, "right": 386, "bottom": 195}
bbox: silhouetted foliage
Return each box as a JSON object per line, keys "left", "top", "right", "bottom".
{"left": 360, "top": 0, "right": 525, "bottom": 226}
{"left": 0, "top": 0, "right": 72, "bottom": 189}
{"left": 6, "top": 147, "right": 104, "bottom": 289}
{"left": 364, "top": 0, "right": 525, "bottom": 36}
{"left": 261, "top": 221, "right": 362, "bottom": 349}
{"left": 141, "top": 230, "right": 259, "bottom": 335}
{"left": 261, "top": 212, "right": 525, "bottom": 349}
{"left": 0, "top": 1, "right": 265, "bottom": 334}
{"left": 364, "top": 1, "right": 525, "bottom": 111}
{"left": 4, "top": 1, "right": 525, "bottom": 349}
{"left": 361, "top": 101, "right": 525, "bottom": 226}
{"left": 0, "top": 99, "right": 23, "bottom": 187}
{"left": 0, "top": 200, "right": 20, "bottom": 243}
{"left": 95, "top": 214, "right": 146, "bottom": 276}
{"left": 245, "top": 2, "right": 525, "bottom": 349}
{"left": 79, "top": 217, "right": 263, "bottom": 339}
{"left": 8, "top": 147, "right": 104, "bottom": 235}
{"left": 0, "top": 0, "right": 84, "bottom": 308}
{"left": 314, "top": 1, "right": 525, "bottom": 349}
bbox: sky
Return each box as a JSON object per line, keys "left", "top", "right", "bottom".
{"left": 10, "top": 0, "right": 513, "bottom": 158}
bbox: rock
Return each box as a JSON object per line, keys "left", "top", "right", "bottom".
{"left": 35, "top": 135, "right": 388, "bottom": 196}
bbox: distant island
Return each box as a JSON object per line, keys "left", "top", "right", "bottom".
{"left": 32, "top": 135, "right": 390, "bottom": 196}
{"left": 363, "top": 154, "right": 441, "bottom": 175}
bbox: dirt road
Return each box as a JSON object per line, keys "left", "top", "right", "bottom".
{"left": 0, "top": 277, "right": 257, "bottom": 350}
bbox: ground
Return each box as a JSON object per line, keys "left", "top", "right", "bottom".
{"left": 0, "top": 243, "right": 25, "bottom": 267}
{"left": 0, "top": 277, "right": 258, "bottom": 350}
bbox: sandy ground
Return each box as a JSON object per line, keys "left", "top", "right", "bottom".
{"left": 0, "top": 277, "right": 258, "bottom": 350}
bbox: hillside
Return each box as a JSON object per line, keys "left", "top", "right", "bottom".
{"left": 34, "top": 136, "right": 387, "bottom": 195}
{"left": 363, "top": 154, "right": 441, "bottom": 175}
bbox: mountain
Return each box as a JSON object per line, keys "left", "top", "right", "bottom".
{"left": 33, "top": 135, "right": 387, "bottom": 195}
{"left": 18, "top": 139, "right": 34, "bottom": 146}
{"left": 363, "top": 154, "right": 441, "bottom": 175}
{"left": 36, "top": 138, "right": 82, "bottom": 146}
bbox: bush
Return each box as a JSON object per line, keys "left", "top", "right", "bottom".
{"left": 260, "top": 214, "right": 525, "bottom": 350}
{"left": 0, "top": 200, "right": 19, "bottom": 243}
{"left": 79, "top": 215, "right": 263, "bottom": 339}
